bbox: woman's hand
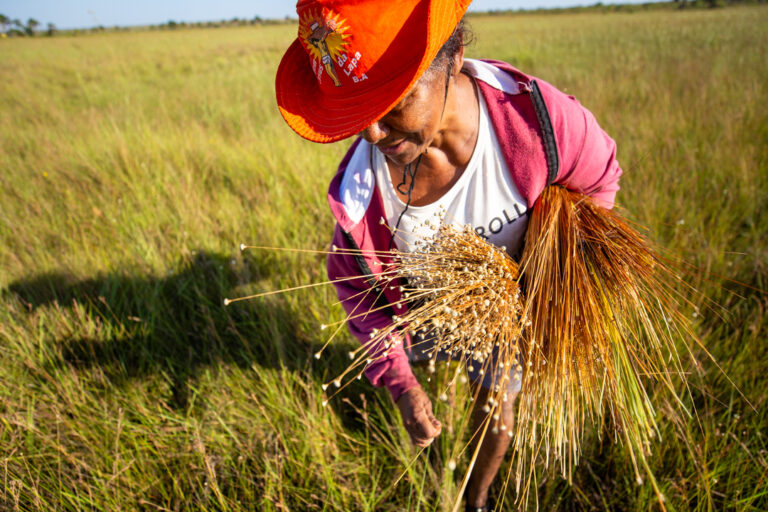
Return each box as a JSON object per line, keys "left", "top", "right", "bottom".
{"left": 396, "top": 386, "right": 442, "bottom": 447}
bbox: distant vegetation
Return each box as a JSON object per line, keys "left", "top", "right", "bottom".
{"left": 1, "top": 0, "right": 765, "bottom": 37}
{"left": 0, "top": 13, "right": 293, "bottom": 38}
{"left": 479, "top": 0, "right": 765, "bottom": 14}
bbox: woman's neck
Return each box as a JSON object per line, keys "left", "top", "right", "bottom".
{"left": 430, "top": 71, "right": 480, "bottom": 168}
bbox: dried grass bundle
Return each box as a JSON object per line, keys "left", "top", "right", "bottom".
{"left": 317, "top": 223, "right": 527, "bottom": 401}
{"left": 393, "top": 224, "right": 525, "bottom": 382}
{"left": 230, "top": 186, "right": 695, "bottom": 509}
{"left": 512, "top": 185, "right": 691, "bottom": 506}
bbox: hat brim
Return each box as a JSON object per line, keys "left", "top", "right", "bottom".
{"left": 275, "top": 0, "right": 460, "bottom": 143}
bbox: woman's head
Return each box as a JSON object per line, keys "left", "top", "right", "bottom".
{"left": 358, "top": 21, "right": 469, "bottom": 166}
{"left": 275, "top": 0, "right": 472, "bottom": 143}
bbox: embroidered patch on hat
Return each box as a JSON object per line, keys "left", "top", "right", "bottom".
{"left": 299, "top": 8, "right": 368, "bottom": 87}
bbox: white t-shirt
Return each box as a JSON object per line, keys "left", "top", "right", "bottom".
{"left": 372, "top": 85, "right": 529, "bottom": 257}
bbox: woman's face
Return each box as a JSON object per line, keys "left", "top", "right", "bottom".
{"left": 359, "top": 60, "right": 455, "bottom": 167}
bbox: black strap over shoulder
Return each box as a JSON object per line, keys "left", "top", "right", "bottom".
{"left": 530, "top": 80, "right": 560, "bottom": 187}
{"left": 341, "top": 229, "right": 381, "bottom": 292}
{"left": 339, "top": 229, "right": 396, "bottom": 316}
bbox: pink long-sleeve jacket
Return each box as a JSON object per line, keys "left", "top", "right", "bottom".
{"left": 326, "top": 60, "right": 622, "bottom": 402}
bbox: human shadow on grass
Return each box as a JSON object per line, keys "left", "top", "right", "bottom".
{"left": 4, "top": 249, "right": 359, "bottom": 411}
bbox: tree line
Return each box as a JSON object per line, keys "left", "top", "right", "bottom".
{"left": 0, "top": 15, "right": 56, "bottom": 37}
{"left": 0, "top": 14, "right": 294, "bottom": 38}
{"left": 673, "top": 0, "right": 765, "bottom": 7}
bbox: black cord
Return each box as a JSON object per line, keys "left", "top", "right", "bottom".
{"left": 389, "top": 153, "right": 424, "bottom": 250}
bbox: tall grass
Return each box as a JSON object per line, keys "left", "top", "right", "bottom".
{"left": 0, "top": 5, "right": 766, "bottom": 510}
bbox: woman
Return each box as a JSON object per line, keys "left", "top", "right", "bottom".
{"left": 275, "top": 1, "right": 622, "bottom": 509}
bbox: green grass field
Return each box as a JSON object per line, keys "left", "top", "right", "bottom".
{"left": 1, "top": 4, "right": 767, "bottom": 510}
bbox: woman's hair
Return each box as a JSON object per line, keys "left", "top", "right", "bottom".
{"left": 428, "top": 18, "right": 473, "bottom": 75}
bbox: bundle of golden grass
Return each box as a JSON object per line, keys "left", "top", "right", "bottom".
{"left": 511, "top": 185, "right": 692, "bottom": 507}
{"left": 229, "top": 186, "right": 694, "bottom": 509}
{"left": 228, "top": 223, "right": 526, "bottom": 401}
{"left": 308, "top": 223, "right": 527, "bottom": 402}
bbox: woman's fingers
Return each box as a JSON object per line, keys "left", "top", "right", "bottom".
{"left": 412, "top": 413, "right": 441, "bottom": 446}
{"left": 397, "top": 387, "right": 443, "bottom": 447}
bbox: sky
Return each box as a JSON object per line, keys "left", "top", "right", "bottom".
{"left": 0, "top": 0, "right": 666, "bottom": 30}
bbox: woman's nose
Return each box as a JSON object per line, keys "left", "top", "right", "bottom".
{"left": 360, "top": 120, "right": 389, "bottom": 144}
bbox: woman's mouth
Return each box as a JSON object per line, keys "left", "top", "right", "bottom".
{"left": 377, "top": 140, "right": 407, "bottom": 156}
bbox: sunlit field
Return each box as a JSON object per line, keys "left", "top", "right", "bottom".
{"left": 1, "top": 4, "right": 766, "bottom": 510}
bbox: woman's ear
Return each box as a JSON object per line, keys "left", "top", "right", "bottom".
{"left": 451, "top": 43, "right": 465, "bottom": 78}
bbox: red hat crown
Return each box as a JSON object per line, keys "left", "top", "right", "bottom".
{"left": 277, "top": 0, "right": 472, "bottom": 142}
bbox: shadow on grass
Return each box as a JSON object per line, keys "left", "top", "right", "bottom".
{"left": 3, "top": 249, "right": 358, "bottom": 411}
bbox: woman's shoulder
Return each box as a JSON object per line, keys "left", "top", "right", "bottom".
{"left": 331, "top": 137, "right": 373, "bottom": 195}
{"left": 463, "top": 58, "right": 529, "bottom": 96}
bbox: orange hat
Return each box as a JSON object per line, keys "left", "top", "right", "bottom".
{"left": 276, "top": 0, "right": 472, "bottom": 143}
